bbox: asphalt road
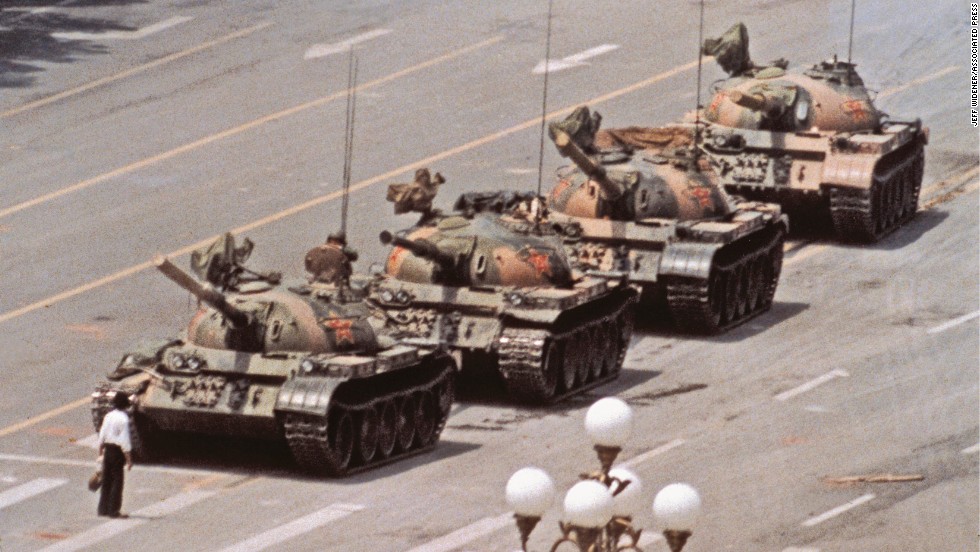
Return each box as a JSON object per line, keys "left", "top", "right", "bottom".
{"left": 0, "top": 1, "right": 976, "bottom": 551}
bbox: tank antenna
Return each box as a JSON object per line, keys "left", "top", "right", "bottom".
{"left": 846, "top": 0, "right": 856, "bottom": 84}
{"left": 340, "top": 47, "right": 358, "bottom": 238}
{"left": 534, "top": 0, "right": 555, "bottom": 226}
{"left": 692, "top": 0, "right": 705, "bottom": 168}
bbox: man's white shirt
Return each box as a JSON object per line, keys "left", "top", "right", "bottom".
{"left": 98, "top": 410, "right": 132, "bottom": 453}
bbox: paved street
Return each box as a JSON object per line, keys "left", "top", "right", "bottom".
{"left": 0, "top": 1, "right": 976, "bottom": 550}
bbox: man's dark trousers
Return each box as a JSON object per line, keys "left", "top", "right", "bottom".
{"left": 98, "top": 444, "right": 125, "bottom": 516}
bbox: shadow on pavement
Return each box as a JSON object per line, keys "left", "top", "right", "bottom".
{"left": 0, "top": 2, "right": 145, "bottom": 88}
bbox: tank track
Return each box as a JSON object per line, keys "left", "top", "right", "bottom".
{"left": 665, "top": 223, "right": 786, "bottom": 334}
{"left": 280, "top": 358, "right": 454, "bottom": 477}
{"left": 496, "top": 289, "right": 636, "bottom": 404}
{"left": 828, "top": 143, "right": 924, "bottom": 242}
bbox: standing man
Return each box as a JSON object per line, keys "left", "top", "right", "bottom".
{"left": 97, "top": 392, "right": 133, "bottom": 518}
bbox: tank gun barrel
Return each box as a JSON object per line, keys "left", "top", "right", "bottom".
{"left": 728, "top": 90, "right": 779, "bottom": 114}
{"left": 551, "top": 130, "right": 624, "bottom": 200}
{"left": 154, "top": 255, "right": 250, "bottom": 328}
{"left": 379, "top": 231, "right": 456, "bottom": 270}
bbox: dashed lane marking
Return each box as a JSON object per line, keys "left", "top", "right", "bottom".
{"left": 51, "top": 16, "right": 193, "bottom": 41}
{"left": 1, "top": 21, "right": 274, "bottom": 119}
{"left": 783, "top": 548, "right": 821, "bottom": 552}
{"left": 927, "top": 310, "right": 980, "bottom": 334}
{"left": 775, "top": 370, "right": 849, "bottom": 402}
{"left": 403, "top": 513, "right": 513, "bottom": 552}
{"left": 919, "top": 166, "right": 979, "bottom": 200}
{"left": 962, "top": 443, "right": 980, "bottom": 455}
{"left": 876, "top": 65, "right": 960, "bottom": 99}
{"left": 801, "top": 493, "right": 875, "bottom": 527}
{"left": 0, "top": 478, "right": 66, "bottom": 510}
{"left": 217, "top": 503, "right": 365, "bottom": 552}
{"left": 621, "top": 438, "right": 686, "bottom": 468}
{"left": 533, "top": 44, "right": 620, "bottom": 74}
{"left": 304, "top": 29, "right": 392, "bottom": 59}
{"left": 38, "top": 490, "right": 214, "bottom": 552}
{"left": 0, "top": 35, "right": 503, "bottom": 221}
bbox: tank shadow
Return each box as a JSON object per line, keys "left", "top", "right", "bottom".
{"left": 633, "top": 301, "right": 810, "bottom": 342}
{"left": 453, "top": 368, "right": 659, "bottom": 410}
{"left": 135, "top": 433, "right": 479, "bottom": 482}
{"left": 0, "top": 3, "right": 145, "bottom": 89}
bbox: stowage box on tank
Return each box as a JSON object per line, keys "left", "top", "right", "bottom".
{"left": 375, "top": 192, "right": 637, "bottom": 404}
{"left": 91, "top": 235, "right": 455, "bottom": 477}
{"left": 697, "top": 23, "right": 927, "bottom": 242}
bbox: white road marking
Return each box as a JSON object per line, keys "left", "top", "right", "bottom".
{"left": 52, "top": 16, "right": 193, "bottom": 41}
{"left": 927, "top": 311, "right": 980, "bottom": 334}
{"left": 0, "top": 478, "right": 66, "bottom": 510}
{"left": 621, "top": 439, "right": 686, "bottom": 469}
{"left": 775, "top": 370, "right": 849, "bottom": 402}
{"left": 962, "top": 443, "right": 980, "bottom": 455}
{"left": 0, "top": 452, "right": 219, "bottom": 477}
{"left": 404, "top": 512, "right": 513, "bottom": 552}
{"left": 39, "top": 490, "right": 214, "bottom": 552}
{"left": 533, "top": 44, "right": 620, "bottom": 73}
{"left": 783, "top": 548, "right": 821, "bottom": 552}
{"left": 804, "top": 405, "right": 831, "bottom": 413}
{"left": 877, "top": 65, "right": 960, "bottom": 99}
{"left": 217, "top": 503, "right": 365, "bottom": 552}
{"left": 304, "top": 28, "right": 392, "bottom": 59}
{"left": 76, "top": 434, "right": 100, "bottom": 449}
{"left": 801, "top": 493, "right": 875, "bottom": 527}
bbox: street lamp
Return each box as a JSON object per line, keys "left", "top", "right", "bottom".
{"left": 505, "top": 397, "right": 701, "bottom": 552}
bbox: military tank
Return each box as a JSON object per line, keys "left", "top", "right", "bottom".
{"left": 91, "top": 235, "right": 455, "bottom": 476}
{"left": 373, "top": 184, "right": 637, "bottom": 404}
{"left": 696, "top": 22, "right": 927, "bottom": 242}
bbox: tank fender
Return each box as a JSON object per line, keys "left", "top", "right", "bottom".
{"left": 659, "top": 242, "right": 721, "bottom": 280}
{"left": 275, "top": 376, "right": 345, "bottom": 417}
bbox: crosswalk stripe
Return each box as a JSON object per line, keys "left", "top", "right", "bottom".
{"left": 404, "top": 513, "right": 514, "bottom": 552}
{"left": 217, "top": 503, "right": 365, "bottom": 552}
{"left": 0, "top": 477, "right": 67, "bottom": 510}
{"left": 39, "top": 490, "right": 214, "bottom": 552}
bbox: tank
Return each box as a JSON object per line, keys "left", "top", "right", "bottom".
{"left": 522, "top": 108, "right": 787, "bottom": 334}
{"left": 696, "top": 22, "right": 928, "bottom": 242}
{"left": 91, "top": 235, "right": 455, "bottom": 477}
{"left": 374, "top": 190, "right": 638, "bottom": 404}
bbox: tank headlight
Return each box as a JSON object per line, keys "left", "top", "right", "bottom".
{"left": 506, "top": 292, "right": 526, "bottom": 306}
{"left": 380, "top": 289, "right": 395, "bottom": 302}
{"left": 395, "top": 290, "right": 411, "bottom": 304}
{"left": 172, "top": 353, "right": 187, "bottom": 369}
{"left": 300, "top": 359, "right": 316, "bottom": 374}
{"left": 187, "top": 356, "right": 202, "bottom": 370}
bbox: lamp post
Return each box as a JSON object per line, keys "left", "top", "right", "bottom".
{"left": 505, "top": 398, "right": 701, "bottom": 551}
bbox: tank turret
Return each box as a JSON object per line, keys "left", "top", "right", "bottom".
{"left": 548, "top": 127, "right": 733, "bottom": 222}
{"left": 381, "top": 215, "right": 573, "bottom": 289}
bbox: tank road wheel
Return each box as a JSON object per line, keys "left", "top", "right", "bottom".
{"left": 355, "top": 407, "right": 379, "bottom": 464}
{"left": 376, "top": 400, "right": 398, "bottom": 459}
{"left": 560, "top": 338, "right": 578, "bottom": 392}
{"left": 413, "top": 391, "right": 438, "bottom": 447}
{"left": 395, "top": 395, "right": 417, "bottom": 452}
{"left": 327, "top": 409, "right": 354, "bottom": 475}
{"left": 594, "top": 321, "right": 617, "bottom": 379}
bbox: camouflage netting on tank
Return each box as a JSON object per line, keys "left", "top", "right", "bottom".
{"left": 548, "top": 106, "right": 603, "bottom": 154}
{"left": 595, "top": 126, "right": 694, "bottom": 153}
{"left": 702, "top": 22, "right": 752, "bottom": 77}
